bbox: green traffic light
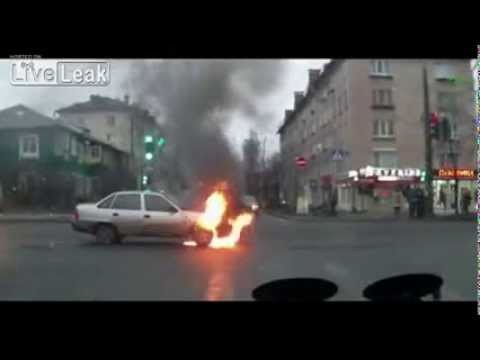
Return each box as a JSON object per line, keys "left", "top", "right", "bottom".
{"left": 145, "top": 152, "right": 153, "bottom": 161}
{"left": 144, "top": 135, "right": 153, "bottom": 143}
{"left": 158, "top": 137, "right": 166, "bottom": 148}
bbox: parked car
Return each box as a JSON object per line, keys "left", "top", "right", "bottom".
{"left": 241, "top": 195, "right": 260, "bottom": 214}
{"left": 71, "top": 190, "right": 212, "bottom": 246}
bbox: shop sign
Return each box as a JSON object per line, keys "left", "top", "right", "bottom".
{"left": 349, "top": 166, "right": 422, "bottom": 181}
{"left": 436, "top": 168, "right": 476, "bottom": 179}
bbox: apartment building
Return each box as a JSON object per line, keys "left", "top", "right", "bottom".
{"left": 55, "top": 95, "right": 160, "bottom": 186}
{"left": 278, "top": 59, "right": 475, "bottom": 214}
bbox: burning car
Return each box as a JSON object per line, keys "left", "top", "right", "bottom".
{"left": 71, "top": 187, "right": 254, "bottom": 249}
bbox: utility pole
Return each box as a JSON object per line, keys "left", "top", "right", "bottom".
{"left": 422, "top": 63, "right": 434, "bottom": 216}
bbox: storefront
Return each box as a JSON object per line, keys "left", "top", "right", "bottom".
{"left": 337, "top": 166, "right": 423, "bottom": 214}
{"left": 433, "top": 168, "right": 477, "bottom": 214}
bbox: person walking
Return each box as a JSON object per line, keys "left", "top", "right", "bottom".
{"left": 461, "top": 188, "right": 472, "bottom": 215}
{"left": 416, "top": 187, "right": 425, "bottom": 219}
{"left": 330, "top": 188, "right": 338, "bottom": 216}
{"left": 406, "top": 185, "right": 417, "bottom": 219}
{"left": 438, "top": 187, "right": 447, "bottom": 212}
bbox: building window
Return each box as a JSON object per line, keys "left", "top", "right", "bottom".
{"left": 19, "top": 134, "right": 39, "bottom": 159}
{"left": 89, "top": 145, "right": 102, "bottom": 161}
{"left": 374, "top": 150, "right": 398, "bottom": 168}
{"left": 107, "top": 115, "right": 116, "bottom": 126}
{"left": 373, "top": 89, "right": 394, "bottom": 107}
{"left": 370, "top": 60, "right": 391, "bottom": 76}
{"left": 373, "top": 119, "right": 394, "bottom": 137}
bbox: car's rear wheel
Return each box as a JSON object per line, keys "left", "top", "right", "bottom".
{"left": 96, "top": 224, "right": 117, "bottom": 244}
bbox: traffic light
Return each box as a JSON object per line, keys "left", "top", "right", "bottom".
{"left": 142, "top": 175, "right": 148, "bottom": 186}
{"left": 430, "top": 112, "right": 440, "bottom": 139}
{"left": 420, "top": 170, "right": 426, "bottom": 182}
{"left": 144, "top": 134, "right": 154, "bottom": 161}
{"left": 157, "top": 137, "right": 166, "bottom": 150}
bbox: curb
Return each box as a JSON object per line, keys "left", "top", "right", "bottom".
{"left": 264, "top": 211, "right": 474, "bottom": 223}
{"left": 0, "top": 216, "right": 72, "bottom": 224}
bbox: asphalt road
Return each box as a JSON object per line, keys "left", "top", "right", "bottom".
{"left": 0, "top": 214, "right": 476, "bottom": 300}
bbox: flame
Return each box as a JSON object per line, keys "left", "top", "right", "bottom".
{"left": 196, "top": 191, "right": 227, "bottom": 232}
{"left": 189, "top": 190, "right": 254, "bottom": 249}
{"left": 183, "top": 241, "right": 197, "bottom": 247}
{"left": 209, "top": 212, "right": 253, "bottom": 249}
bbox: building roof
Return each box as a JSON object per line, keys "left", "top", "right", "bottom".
{"left": 0, "top": 104, "right": 129, "bottom": 154}
{"left": 55, "top": 95, "right": 153, "bottom": 119}
{"left": 0, "top": 104, "right": 57, "bottom": 129}
{"left": 55, "top": 95, "right": 133, "bottom": 114}
{"left": 277, "top": 60, "right": 344, "bottom": 135}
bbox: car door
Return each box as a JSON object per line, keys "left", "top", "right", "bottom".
{"left": 111, "top": 193, "right": 144, "bottom": 235}
{"left": 143, "top": 194, "right": 188, "bottom": 237}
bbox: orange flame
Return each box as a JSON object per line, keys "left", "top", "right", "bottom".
{"left": 190, "top": 190, "right": 254, "bottom": 249}
{"left": 196, "top": 191, "right": 227, "bottom": 232}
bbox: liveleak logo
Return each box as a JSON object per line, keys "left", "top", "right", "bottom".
{"left": 10, "top": 60, "right": 110, "bottom": 86}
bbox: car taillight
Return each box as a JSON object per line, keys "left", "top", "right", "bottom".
{"left": 73, "top": 209, "right": 79, "bottom": 222}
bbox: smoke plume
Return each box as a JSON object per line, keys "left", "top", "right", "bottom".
{"left": 123, "top": 60, "right": 286, "bottom": 192}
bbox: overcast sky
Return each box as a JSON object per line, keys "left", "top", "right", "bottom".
{"left": 0, "top": 59, "right": 329, "bottom": 159}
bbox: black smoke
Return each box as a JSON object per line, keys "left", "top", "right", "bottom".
{"left": 123, "top": 60, "right": 286, "bottom": 194}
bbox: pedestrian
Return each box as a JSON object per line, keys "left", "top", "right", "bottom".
{"left": 393, "top": 186, "right": 402, "bottom": 216}
{"left": 461, "top": 188, "right": 472, "bottom": 215}
{"left": 406, "top": 185, "right": 417, "bottom": 219}
{"left": 416, "top": 187, "right": 425, "bottom": 219}
{"left": 438, "top": 187, "right": 447, "bottom": 212}
{"left": 330, "top": 188, "right": 338, "bottom": 216}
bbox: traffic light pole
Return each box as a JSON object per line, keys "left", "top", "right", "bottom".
{"left": 423, "top": 64, "right": 434, "bottom": 216}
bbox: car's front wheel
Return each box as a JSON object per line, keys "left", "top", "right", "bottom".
{"left": 96, "top": 224, "right": 118, "bottom": 244}
{"left": 192, "top": 227, "right": 213, "bottom": 248}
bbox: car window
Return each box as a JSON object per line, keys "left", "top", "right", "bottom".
{"left": 145, "top": 194, "right": 177, "bottom": 212}
{"left": 112, "top": 194, "right": 141, "bottom": 210}
{"left": 97, "top": 194, "right": 116, "bottom": 209}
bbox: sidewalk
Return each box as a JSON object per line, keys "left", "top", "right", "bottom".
{"left": 265, "top": 209, "right": 475, "bottom": 223}
{"left": 0, "top": 212, "right": 72, "bottom": 223}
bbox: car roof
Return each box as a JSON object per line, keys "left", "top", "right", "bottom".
{"left": 112, "top": 190, "right": 166, "bottom": 196}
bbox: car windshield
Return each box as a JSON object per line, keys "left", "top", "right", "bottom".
{"left": 0, "top": 58, "right": 476, "bottom": 303}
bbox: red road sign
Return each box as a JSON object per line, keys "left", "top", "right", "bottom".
{"left": 295, "top": 156, "right": 307, "bottom": 168}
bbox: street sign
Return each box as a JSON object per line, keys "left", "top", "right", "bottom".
{"left": 332, "top": 149, "right": 344, "bottom": 161}
{"left": 295, "top": 156, "right": 308, "bottom": 168}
